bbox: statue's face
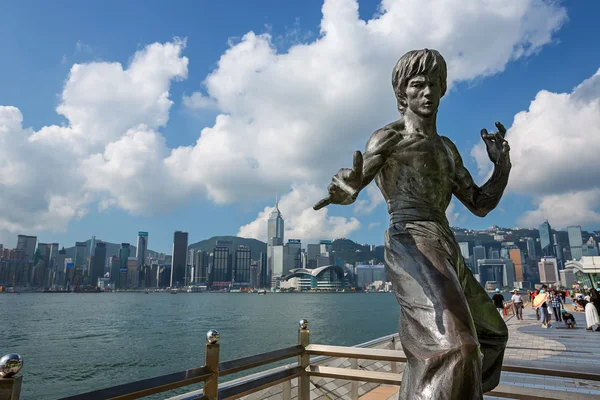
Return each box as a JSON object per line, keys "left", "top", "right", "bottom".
{"left": 405, "top": 73, "right": 441, "bottom": 118}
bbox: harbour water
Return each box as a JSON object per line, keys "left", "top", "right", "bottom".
{"left": 2, "top": 292, "right": 400, "bottom": 399}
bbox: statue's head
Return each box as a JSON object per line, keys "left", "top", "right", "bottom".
{"left": 392, "top": 49, "right": 447, "bottom": 116}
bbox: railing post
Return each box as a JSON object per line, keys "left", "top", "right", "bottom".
{"left": 298, "top": 319, "right": 310, "bottom": 400}
{"left": 0, "top": 354, "right": 24, "bottom": 400}
{"left": 204, "top": 330, "right": 220, "bottom": 400}
{"left": 350, "top": 358, "right": 359, "bottom": 400}
{"left": 389, "top": 337, "right": 397, "bottom": 374}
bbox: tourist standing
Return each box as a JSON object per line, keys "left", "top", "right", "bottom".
{"left": 584, "top": 295, "right": 600, "bottom": 331}
{"left": 492, "top": 288, "right": 505, "bottom": 315}
{"left": 550, "top": 289, "right": 563, "bottom": 322}
{"left": 531, "top": 289, "right": 540, "bottom": 320}
{"left": 511, "top": 289, "right": 523, "bottom": 320}
{"left": 534, "top": 288, "right": 551, "bottom": 328}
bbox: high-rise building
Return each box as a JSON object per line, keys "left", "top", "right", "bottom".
{"left": 538, "top": 257, "right": 559, "bottom": 285}
{"left": 110, "top": 256, "right": 121, "bottom": 287}
{"left": 526, "top": 238, "right": 536, "bottom": 259}
{"left": 266, "top": 199, "right": 284, "bottom": 287}
{"left": 509, "top": 248, "right": 524, "bottom": 282}
{"left": 126, "top": 257, "right": 139, "bottom": 288}
{"left": 539, "top": 221, "right": 555, "bottom": 257}
{"left": 476, "top": 259, "right": 515, "bottom": 288}
{"left": 16, "top": 234, "right": 37, "bottom": 261}
{"left": 136, "top": 232, "right": 148, "bottom": 267}
{"left": 193, "top": 250, "right": 209, "bottom": 283}
{"left": 234, "top": 245, "right": 251, "bottom": 285}
{"left": 55, "top": 248, "right": 67, "bottom": 286}
{"left": 90, "top": 236, "right": 97, "bottom": 257}
{"left": 458, "top": 242, "right": 470, "bottom": 259}
{"left": 119, "top": 243, "right": 131, "bottom": 269}
{"left": 74, "top": 242, "right": 87, "bottom": 268}
{"left": 306, "top": 244, "right": 320, "bottom": 269}
{"left": 90, "top": 242, "right": 107, "bottom": 286}
{"left": 170, "top": 231, "right": 188, "bottom": 288}
{"left": 259, "top": 252, "right": 268, "bottom": 288}
{"left": 211, "top": 246, "right": 231, "bottom": 289}
{"left": 567, "top": 226, "right": 583, "bottom": 260}
{"left": 583, "top": 237, "right": 599, "bottom": 257}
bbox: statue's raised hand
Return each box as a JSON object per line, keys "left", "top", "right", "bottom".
{"left": 481, "top": 121, "right": 510, "bottom": 166}
{"left": 313, "top": 151, "right": 364, "bottom": 210}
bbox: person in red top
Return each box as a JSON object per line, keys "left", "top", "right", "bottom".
{"left": 531, "top": 289, "right": 540, "bottom": 321}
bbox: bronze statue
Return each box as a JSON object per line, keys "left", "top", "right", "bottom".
{"left": 314, "top": 49, "right": 511, "bottom": 400}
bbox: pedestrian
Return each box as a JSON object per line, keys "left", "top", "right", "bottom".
{"left": 534, "top": 288, "right": 551, "bottom": 328}
{"left": 492, "top": 288, "right": 505, "bottom": 315}
{"left": 590, "top": 288, "right": 600, "bottom": 316}
{"left": 550, "top": 289, "right": 563, "bottom": 322}
{"left": 511, "top": 289, "right": 523, "bottom": 320}
{"left": 531, "top": 289, "right": 540, "bottom": 320}
{"left": 584, "top": 295, "right": 600, "bottom": 331}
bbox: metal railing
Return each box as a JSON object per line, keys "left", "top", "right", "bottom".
{"left": 2, "top": 315, "right": 600, "bottom": 400}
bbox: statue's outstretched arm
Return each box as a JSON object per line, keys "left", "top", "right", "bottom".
{"left": 443, "top": 122, "right": 511, "bottom": 218}
{"left": 314, "top": 128, "right": 399, "bottom": 210}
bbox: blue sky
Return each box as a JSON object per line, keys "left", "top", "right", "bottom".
{"left": 1, "top": 0, "right": 599, "bottom": 254}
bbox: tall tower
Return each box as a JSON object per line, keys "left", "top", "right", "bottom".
{"left": 266, "top": 195, "right": 284, "bottom": 287}
{"left": 539, "top": 221, "right": 555, "bottom": 257}
{"left": 136, "top": 232, "right": 148, "bottom": 267}
{"left": 170, "top": 231, "right": 188, "bottom": 288}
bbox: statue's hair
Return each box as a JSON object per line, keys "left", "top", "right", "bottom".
{"left": 392, "top": 49, "right": 447, "bottom": 114}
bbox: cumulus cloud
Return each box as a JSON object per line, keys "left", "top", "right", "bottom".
{"left": 354, "top": 185, "right": 385, "bottom": 216}
{"left": 237, "top": 184, "right": 361, "bottom": 242}
{"left": 0, "top": 0, "right": 568, "bottom": 245}
{"left": 472, "top": 68, "right": 600, "bottom": 228}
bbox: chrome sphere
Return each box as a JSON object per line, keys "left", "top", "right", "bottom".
{"left": 299, "top": 319, "right": 309, "bottom": 330}
{"left": 206, "top": 329, "right": 220, "bottom": 344}
{"left": 0, "top": 354, "right": 23, "bottom": 378}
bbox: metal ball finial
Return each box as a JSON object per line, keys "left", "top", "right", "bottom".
{"left": 299, "top": 319, "right": 309, "bottom": 330}
{"left": 206, "top": 329, "right": 220, "bottom": 344}
{"left": 0, "top": 354, "right": 23, "bottom": 378}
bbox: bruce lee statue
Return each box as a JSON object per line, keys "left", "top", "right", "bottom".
{"left": 314, "top": 49, "right": 511, "bottom": 400}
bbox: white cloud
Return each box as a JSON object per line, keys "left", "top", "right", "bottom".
{"left": 182, "top": 92, "right": 217, "bottom": 110}
{"left": 354, "top": 184, "right": 385, "bottom": 215}
{"left": 237, "top": 183, "right": 361, "bottom": 242}
{"left": 0, "top": 0, "right": 568, "bottom": 245}
{"left": 472, "top": 68, "right": 600, "bottom": 228}
{"left": 367, "top": 222, "right": 381, "bottom": 230}
{"left": 518, "top": 190, "right": 600, "bottom": 228}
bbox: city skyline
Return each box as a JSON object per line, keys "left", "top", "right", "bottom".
{"left": 0, "top": 1, "right": 600, "bottom": 254}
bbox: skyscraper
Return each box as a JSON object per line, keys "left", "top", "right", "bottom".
{"left": 193, "top": 250, "right": 209, "bottom": 283}
{"left": 539, "top": 221, "right": 555, "bottom": 257}
{"left": 136, "top": 232, "right": 148, "bottom": 267}
{"left": 526, "top": 238, "right": 536, "bottom": 259}
{"left": 90, "top": 236, "right": 97, "bottom": 257}
{"left": 509, "top": 248, "right": 524, "bottom": 282}
{"left": 74, "top": 242, "right": 87, "bottom": 268}
{"left": 90, "top": 242, "right": 107, "bottom": 286}
{"left": 211, "top": 246, "right": 231, "bottom": 289}
{"left": 16, "top": 234, "right": 37, "bottom": 261}
{"left": 266, "top": 198, "right": 284, "bottom": 287}
{"left": 567, "top": 226, "right": 583, "bottom": 260}
{"left": 234, "top": 245, "right": 251, "bottom": 285}
{"left": 170, "top": 231, "right": 188, "bottom": 288}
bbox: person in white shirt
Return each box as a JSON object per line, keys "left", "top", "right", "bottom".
{"left": 511, "top": 289, "right": 524, "bottom": 320}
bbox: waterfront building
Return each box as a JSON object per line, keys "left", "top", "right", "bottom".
{"left": 564, "top": 257, "right": 600, "bottom": 289}
{"left": 192, "top": 250, "right": 209, "bottom": 283}
{"left": 355, "top": 265, "right": 387, "bottom": 289}
{"left": 90, "top": 242, "right": 106, "bottom": 287}
{"left": 476, "top": 259, "right": 515, "bottom": 288}
{"left": 74, "top": 241, "right": 87, "bottom": 269}
{"left": 136, "top": 232, "right": 148, "bottom": 267}
{"left": 210, "top": 246, "right": 231, "bottom": 289}
{"left": 109, "top": 256, "right": 121, "bottom": 287}
{"left": 258, "top": 252, "right": 268, "bottom": 288}
{"left": 234, "top": 245, "right": 251, "bottom": 286}
{"left": 0, "top": 249, "right": 30, "bottom": 287}
{"left": 16, "top": 234, "right": 37, "bottom": 261}
{"left": 306, "top": 244, "right": 320, "bottom": 269}
{"left": 249, "top": 262, "right": 258, "bottom": 289}
{"left": 538, "top": 257, "right": 559, "bottom": 285}
{"left": 567, "top": 225, "right": 583, "bottom": 260}
{"left": 119, "top": 243, "right": 131, "bottom": 273}
{"left": 54, "top": 248, "right": 67, "bottom": 287}
{"left": 90, "top": 236, "right": 96, "bottom": 257}
{"left": 126, "top": 257, "right": 138, "bottom": 288}
{"left": 280, "top": 265, "right": 348, "bottom": 291}
{"left": 583, "top": 237, "right": 599, "bottom": 257}
{"left": 170, "top": 231, "right": 188, "bottom": 288}
{"left": 539, "top": 221, "right": 555, "bottom": 257}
